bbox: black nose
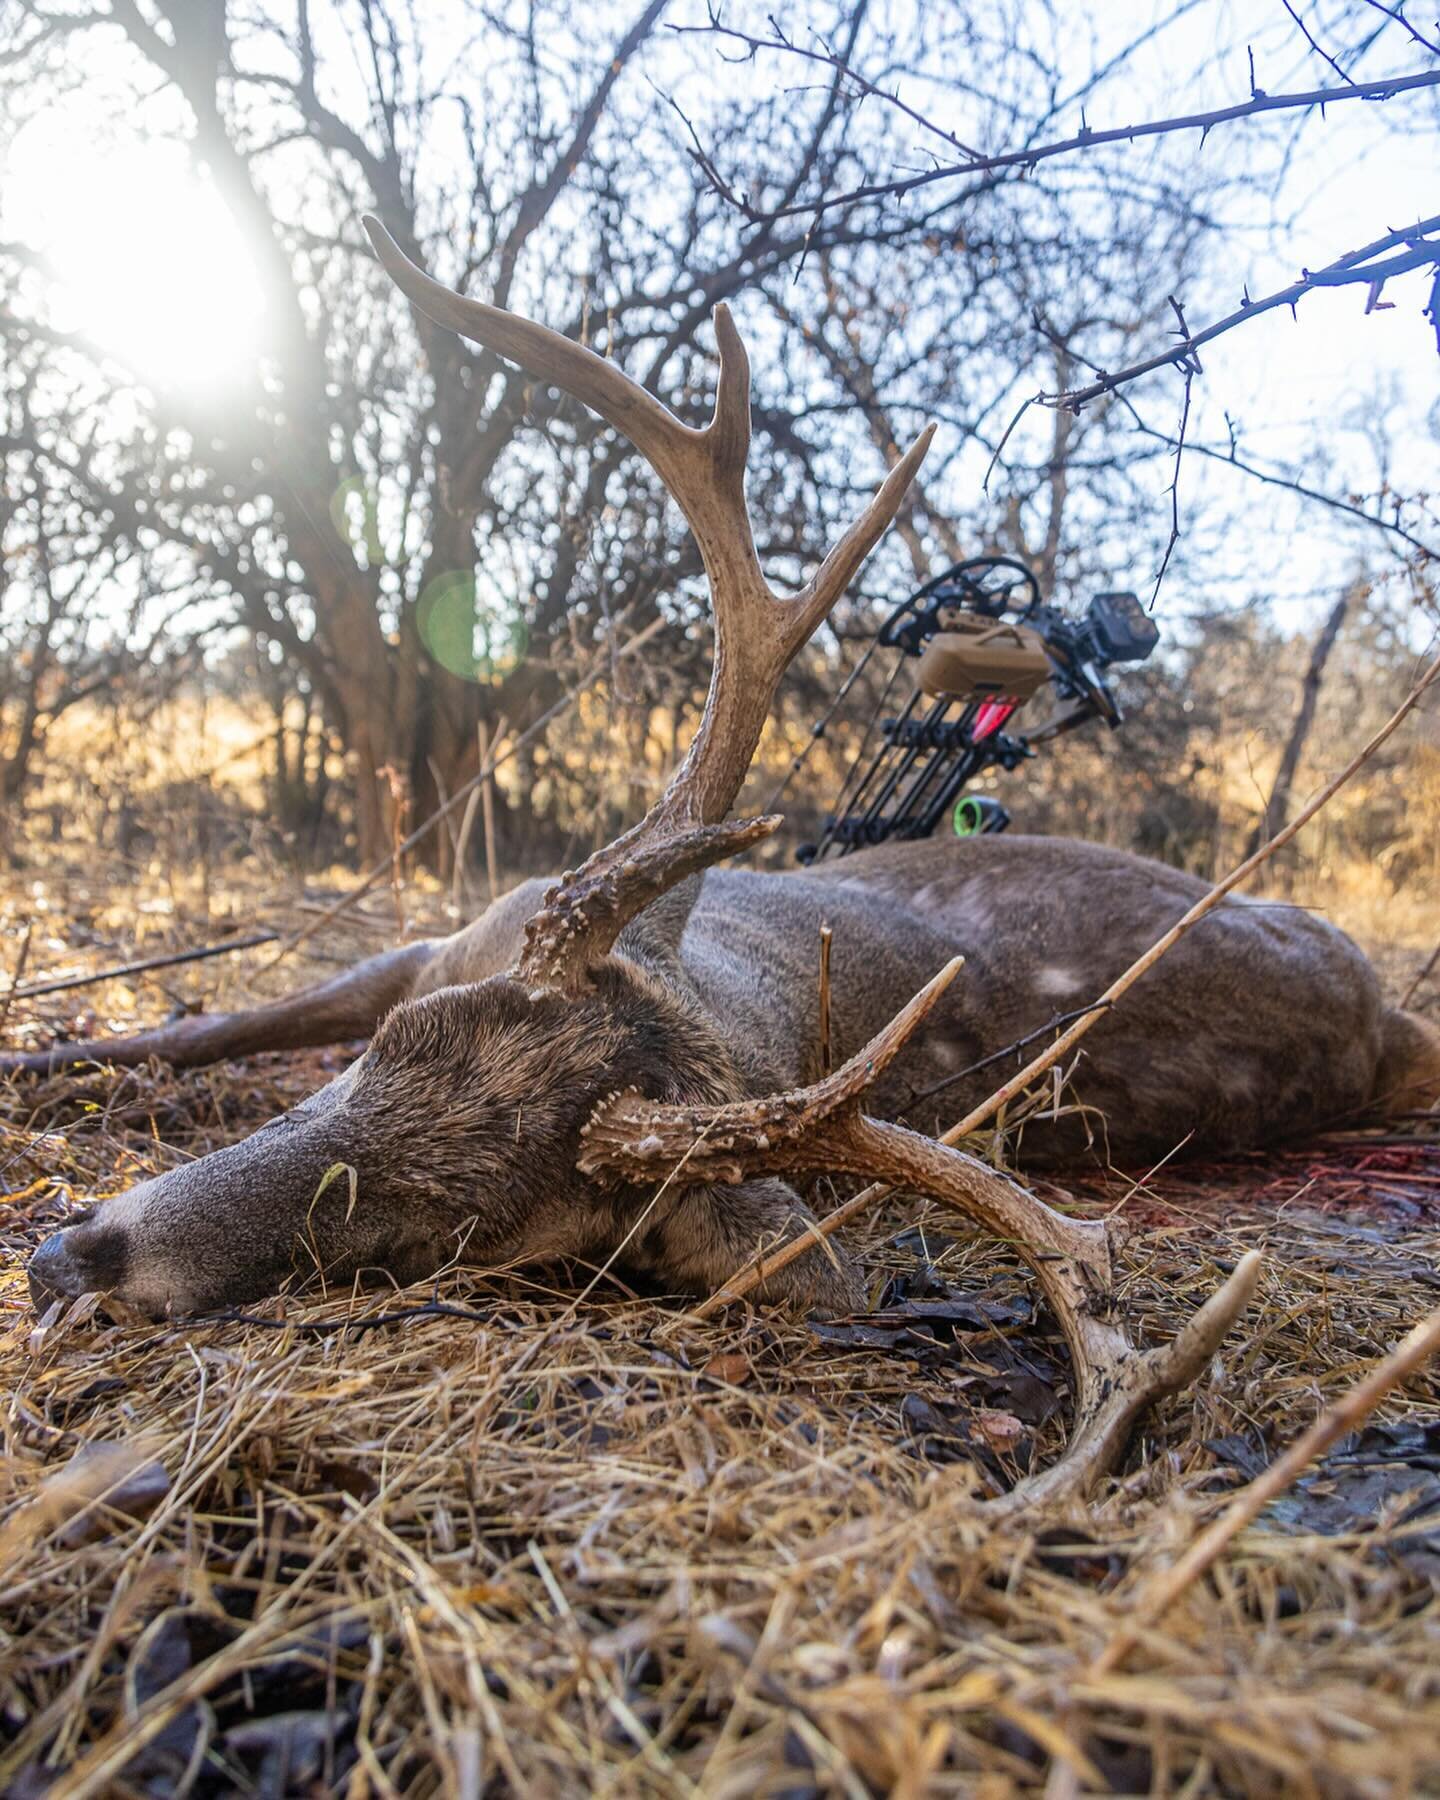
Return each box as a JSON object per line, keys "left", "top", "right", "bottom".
{"left": 28, "top": 1228, "right": 87, "bottom": 1308}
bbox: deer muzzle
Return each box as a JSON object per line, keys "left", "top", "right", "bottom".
{"left": 26, "top": 1078, "right": 433, "bottom": 1317}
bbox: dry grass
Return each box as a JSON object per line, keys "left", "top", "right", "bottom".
{"left": 2, "top": 864, "right": 1440, "bottom": 1797}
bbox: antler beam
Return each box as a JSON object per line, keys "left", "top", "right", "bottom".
{"left": 365, "top": 218, "right": 934, "bottom": 987}
{"left": 581, "top": 958, "right": 1260, "bottom": 1512}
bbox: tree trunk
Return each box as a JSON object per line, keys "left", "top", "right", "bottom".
{"left": 1244, "top": 582, "right": 1357, "bottom": 859}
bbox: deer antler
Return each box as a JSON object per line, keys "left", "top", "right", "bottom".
{"left": 364, "top": 218, "right": 934, "bottom": 989}
{"left": 580, "top": 957, "right": 1261, "bottom": 1513}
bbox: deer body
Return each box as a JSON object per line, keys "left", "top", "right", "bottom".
{"left": 16, "top": 218, "right": 1438, "bottom": 1441}
{"left": 22, "top": 834, "right": 1432, "bottom": 1318}
{"left": 416, "top": 833, "right": 1393, "bottom": 1167}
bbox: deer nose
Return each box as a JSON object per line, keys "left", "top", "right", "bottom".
{"left": 28, "top": 1227, "right": 91, "bottom": 1307}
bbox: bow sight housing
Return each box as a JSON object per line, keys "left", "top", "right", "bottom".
{"left": 798, "top": 556, "right": 1160, "bottom": 863}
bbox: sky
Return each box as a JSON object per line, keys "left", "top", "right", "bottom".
{"left": 961, "top": 1, "right": 1438, "bottom": 630}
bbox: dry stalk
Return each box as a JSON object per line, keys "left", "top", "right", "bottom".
{"left": 694, "top": 643, "right": 1440, "bottom": 1316}
{"left": 1401, "top": 936, "right": 1440, "bottom": 1009}
{"left": 481, "top": 716, "right": 504, "bottom": 905}
{"left": 0, "top": 920, "right": 34, "bottom": 1033}
{"left": 818, "top": 922, "right": 833, "bottom": 1078}
{"left": 451, "top": 717, "right": 508, "bottom": 914}
{"left": 2, "top": 1061, "right": 1438, "bottom": 1792}
{"left": 451, "top": 781, "right": 480, "bottom": 913}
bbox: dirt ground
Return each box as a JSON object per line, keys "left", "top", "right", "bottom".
{"left": 2, "top": 860, "right": 1438, "bottom": 1796}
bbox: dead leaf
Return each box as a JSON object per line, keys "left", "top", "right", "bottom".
{"left": 446, "top": 1581, "right": 527, "bottom": 1612}
{"left": 701, "top": 1352, "right": 751, "bottom": 1385}
{"left": 57, "top": 1442, "right": 170, "bottom": 1546}
{"left": 974, "top": 1409, "right": 1025, "bottom": 1452}
{"left": 0, "top": 1440, "right": 169, "bottom": 1567}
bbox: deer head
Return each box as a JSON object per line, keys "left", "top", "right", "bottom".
{"left": 27, "top": 221, "right": 933, "bottom": 1318}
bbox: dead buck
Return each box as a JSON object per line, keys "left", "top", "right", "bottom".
{"left": 13, "top": 220, "right": 1440, "bottom": 1505}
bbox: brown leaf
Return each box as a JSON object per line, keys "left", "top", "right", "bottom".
{"left": 973, "top": 1409, "right": 1025, "bottom": 1452}
{"left": 57, "top": 1442, "right": 170, "bottom": 1545}
{"left": 0, "top": 1441, "right": 171, "bottom": 1567}
{"left": 701, "top": 1352, "right": 751, "bottom": 1386}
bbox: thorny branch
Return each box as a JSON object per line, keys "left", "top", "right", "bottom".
{"left": 1010, "top": 302, "right": 1438, "bottom": 573}
{"left": 674, "top": 23, "right": 1440, "bottom": 227}
{"left": 1150, "top": 357, "right": 1194, "bottom": 604}
{"left": 1045, "top": 213, "right": 1440, "bottom": 412}
{"left": 1359, "top": 0, "right": 1440, "bottom": 58}
{"left": 1128, "top": 424, "right": 1439, "bottom": 562}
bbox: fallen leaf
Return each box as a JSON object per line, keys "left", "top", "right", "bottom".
{"left": 0, "top": 1440, "right": 170, "bottom": 1567}
{"left": 973, "top": 1409, "right": 1025, "bottom": 1452}
{"left": 701, "top": 1352, "right": 750, "bottom": 1385}
{"left": 57, "top": 1442, "right": 171, "bottom": 1546}
{"left": 446, "top": 1581, "right": 527, "bottom": 1612}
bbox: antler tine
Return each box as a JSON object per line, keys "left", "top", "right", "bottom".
{"left": 649, "top": 414, "right": 935, "bottom": 840}
{"left": 366, "top": 216, "right": 933, "bottom": 984}
{"left": 518, "top": 815, "right": 783, "bottom": 993}
{"left": 582, "top": 973, "right": 1262, "bottom": 1512}
{"left": 364, "top": 216, "right": 699, "bottom": 483}
{"left": 580, "top": 954, "right": 965, "bottom": 1169}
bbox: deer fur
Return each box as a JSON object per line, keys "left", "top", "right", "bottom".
{"left": 19, "top": 835, "right": 1438, "bottom": 1318}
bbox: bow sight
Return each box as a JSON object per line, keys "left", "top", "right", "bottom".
{"left": 796, "top": 556, "right": 1160, "bottom": 863}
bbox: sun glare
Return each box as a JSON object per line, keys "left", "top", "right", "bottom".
{"left": 5, "top": 110, "right": 265, "bottom": 394}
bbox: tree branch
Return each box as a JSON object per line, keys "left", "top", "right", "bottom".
{"left": 674, "top": 45, "right": 1440, "bottom": 225}
{"left": 1046, "top": 213, "right": 1440, "bottom": 411}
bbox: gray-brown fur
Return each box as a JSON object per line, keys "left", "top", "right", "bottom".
{"left": 17, "top": 834, "right": 1439, "bottom": 1319}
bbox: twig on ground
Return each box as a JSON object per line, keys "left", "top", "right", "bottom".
{"left": 197, "top": 1300, "right": 496, "bottom": 1337}
{"left": 1089, "top": 1296, "right": 1440, "bottom": 1676}
{"left": 12, "top": 933, "right": 278, "bottom": 1002}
